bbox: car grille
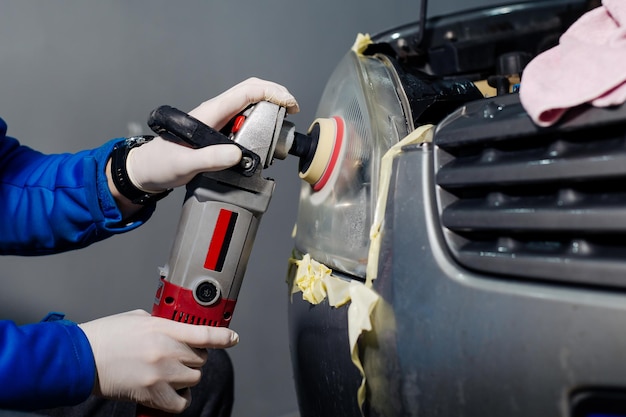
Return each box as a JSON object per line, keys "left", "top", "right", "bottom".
{"left": 433, "top": 93, "right": 626, "bottom": 289}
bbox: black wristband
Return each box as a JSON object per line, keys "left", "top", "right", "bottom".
{"left": 110, "top": 136, "right": 172, "bottom": 205}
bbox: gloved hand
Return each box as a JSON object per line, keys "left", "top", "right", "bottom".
{"left": 78, "top": 309, "right": 239, "bottom": 413}
{"left": 126, "top": 77, "right": 300, "bottom": 193}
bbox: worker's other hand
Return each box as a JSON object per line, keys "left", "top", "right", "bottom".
{"left": 126, "top": 77, "right": 299, "bottom": 193}
{"left": 78, "top": 310, "right": 239, "bottom": 414}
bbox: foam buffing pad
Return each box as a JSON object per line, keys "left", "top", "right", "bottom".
{"left": 299, "top": 116, "right": 344, "bottom": 191}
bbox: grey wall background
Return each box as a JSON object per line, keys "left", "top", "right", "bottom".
{"left": 0, "top": 1, "right": 501, "bottom": 416}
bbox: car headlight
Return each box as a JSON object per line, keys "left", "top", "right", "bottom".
{"left": 293, "top": 48, "right": 412, "bottom": 277}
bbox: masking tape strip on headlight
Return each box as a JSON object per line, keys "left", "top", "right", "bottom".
{"left": 366, "top": 124, "right": 434, "bottom": 286}
{"left": 289, "top": 124, "right": 434, "bottom": 413}
{"left": 351, "top": 33, "right": 372, "bottom": 56}
{"left": 289, "top": 253, "right": 379, "bottom": 412}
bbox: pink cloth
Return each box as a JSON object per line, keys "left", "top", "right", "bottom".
{"left": 519, "top": 0, "right": 626, "bottom": 127}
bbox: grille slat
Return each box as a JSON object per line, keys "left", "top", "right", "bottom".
{"left": 443, "top": 201, "right": 626, "bottom": 232}
{"left": 434, "top": 94, "right": 626, "bottom": 289}
{"left": 456, "top": 245, "right": 626, "bottom": 288}
{"left": 437, "top": 152, "right": 626, "bottom": 188}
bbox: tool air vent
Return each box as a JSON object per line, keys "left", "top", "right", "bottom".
{"left": 172, "top": 310, "right": 217, "bottom": 326}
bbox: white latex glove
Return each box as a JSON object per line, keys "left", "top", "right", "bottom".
{"left": 126, "top": 77, "right": 299, "bottom": 193}
{"left": 78, "top": 310, "right": 239, "bottom": 414}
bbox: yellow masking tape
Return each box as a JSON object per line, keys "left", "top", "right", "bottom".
{"left": 352, "top": 33, "right": 372, "bottom": 55}
{"left": 290, "top": 253, "right": 379, "bottom": 413}
{"left": 366, "top": 124, "right": 434, "bottom": 286}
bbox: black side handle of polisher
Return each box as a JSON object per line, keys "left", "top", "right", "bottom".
{"left": 147, "top": 105, "right": 260, "bottom": 176}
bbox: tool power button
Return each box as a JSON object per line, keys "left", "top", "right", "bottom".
{"left": 194, "top": 280, "right": 221, "bottom": 305}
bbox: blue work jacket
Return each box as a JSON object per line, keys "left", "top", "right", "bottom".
{"left": 0, "top": 117, "right": 153, "bottom": 410}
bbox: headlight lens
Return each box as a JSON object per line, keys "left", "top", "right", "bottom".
{"left": 293, "top": 50, "right": 410, "bottom": 277}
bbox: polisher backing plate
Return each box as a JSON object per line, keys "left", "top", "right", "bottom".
{"left": 299, "top": 116, "right": 344, "bottom": 191}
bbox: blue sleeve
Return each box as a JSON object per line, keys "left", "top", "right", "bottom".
{"left": 0, "top": 314, "right": 96, "bottom": 410}
{"left": 0, "top": 117, "right": 154, "bottom": 255}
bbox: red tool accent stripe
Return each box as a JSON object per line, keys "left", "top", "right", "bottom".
{"left": 204, "top": 209, "right": 238, "bottom": 271}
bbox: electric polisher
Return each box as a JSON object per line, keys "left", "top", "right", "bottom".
{"left": 136, "top": 101, "right": 341, "bottom": 416}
